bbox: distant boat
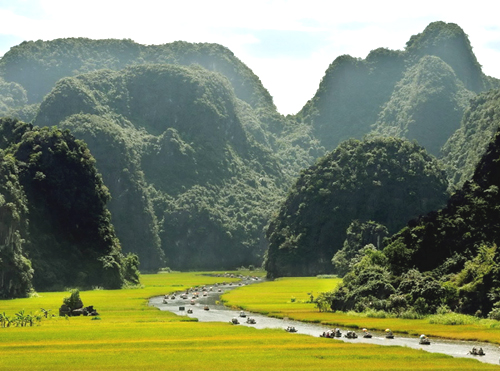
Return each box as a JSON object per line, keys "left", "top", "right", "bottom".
{"left": 285, "top": 326, "right": 297, "bottom": 333}
{"left": 419, "top": 334, "right": 430, "bottom": 345}
{"left": 344, "top": 330, "right": 358, "bottom": 339}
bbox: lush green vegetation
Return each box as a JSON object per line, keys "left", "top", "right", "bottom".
{"left": 0, "top": 118, "right": 139, "bottom": 295}
{"left": 442, "top": 89, "right": 500, "bottom": 190}
{"left": 321, "top": 125, "right": 500, "bottom": 318}
{"left": 224, "top": 276, "right": 500, "bottom": 345}
{"left": 265, "top": 137, "right": 448, "bottom": 277}
{"left": 32, "top": 64, "right": 313, "bottom": 272}
{"left": 2, "top": 21, "right": 500, "bottom": 301}
{"left": 297, "top": 21, "right": 499, "bottom": 154}
{"left": 1, "top": 272, "right": 498, "bottom": 370}
{"left": 372, "top": 55, "right": 473, "bottom": 155}
{"left": 0, "top": 38, "right": 274, "bottom": 112}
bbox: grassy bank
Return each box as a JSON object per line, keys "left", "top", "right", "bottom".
{"left": 0, "top": 272, "right": 498, "bottom": 370}
{"left": 222, "top": 276, "right": 500, "bottom": 344}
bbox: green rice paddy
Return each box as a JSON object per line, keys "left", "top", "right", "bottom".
{"left": 222, "top": 276, "right": 500, "bottom": 344}
{"left": 1, "top": 272, "right": 499, "bottom": 370}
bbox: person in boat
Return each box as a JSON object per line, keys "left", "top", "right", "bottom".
{"left": 385, "top": 329, "right": 394, "bottom": 338}
{"left": 419, "top": 334, "right": 430, "bottom": 344}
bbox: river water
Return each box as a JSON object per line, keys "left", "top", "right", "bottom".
{"left": 150, "top": 280, "right": 500, "bottom": 365}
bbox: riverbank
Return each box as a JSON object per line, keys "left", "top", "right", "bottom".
{"left": 1, "top": 272, "right": 498, "bottom": 370}
{"left": 221, "top": 276, "right": 500, "bottom": 345}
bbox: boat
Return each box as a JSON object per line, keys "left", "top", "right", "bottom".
{"left": 246, "top": 317, "right": 256, "bottom": 324}
{"left": 231, "top": 318, "right": 240, "bottom": 325}
{"left": 334, "top": 328, "right": 342, "bottom": 337}
{"left": 285, "top": 326, "right": 298, "bottom": 333}
{"left": 362, "top": 328, "right": 372, "bottom": 338}
{"left": 385, "top": 329, "right": 394, "bottom": 339}
{"left": 239, "top": 311, "right": 247, "bottom": 317}
{"left": 469, "top": 347, "right": 485, "bottom": 356}
{"left": 187, "top": 309, "right": 193, "bottom": 314}
{"left": 419, "top": 334, "right": 430, "bottom": 345}
{"left": 204, "top": 306, "right": 209, "bottom": 311}
{"left": 344, "top": 330, "right": 358, "bottom": 339}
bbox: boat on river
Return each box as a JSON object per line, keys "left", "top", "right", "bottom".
{"left": 362, "top": 328, "right": 372, "bottom": 338}
{"left": 419, "top": 334, "right": 430, "bottom": 345}
{"left": 385, "top": 329, "right": 394, "bottom": 339}
{"left": 344, "top": 330, "right": 358, "bottom": 339}
{"left": 246, "top": 317, "right": 256, "bottom": 324}
{"left": 285, "top": 326, "right": 298, "bottom": 333}
{"left": 231, "top": 317, "right": 239, "bottom": 325}
{"left": 469, "top": 347, "right": 485, "bottom": 356}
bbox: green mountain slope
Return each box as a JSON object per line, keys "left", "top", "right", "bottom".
{"left": 441, "top": 89, "right": 500, "bottom": 190}
{"left": 328, "top": 125, "right": 500, "bottom": 316}
{"left": 372, "top": 55, "right": 473, "bottom": 155}
{"left": 0, "top": 118, "right": 131, "bottom": 295}
{"left": 264, "top": 137, "right": 448, "bottom": 278}
{"left": 0, "top": 38, "right": 274, "bottom": 112}
{"left": 296, "top": 22, "right": 499, "bottom": 155}
{"left": 33, "top": 64, "right": 291, "bottom": 271}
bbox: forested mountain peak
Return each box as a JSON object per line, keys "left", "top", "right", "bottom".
{"left": 0, "top": 118, "right": 139, "bottom": 296}
{"left": 0, "top": 37, "right": 274, "bottom": 111}
{"left": 405, "top": 21, "right": 483, "bottom": 92}
{"left": 264, "top": 137, "right": 448, "bottom": 278}
{"left": 31, "top": 63, "right": 303, "bottom": 272}
{"left": 327, "top": 125, "right": 500, "bottom": 316}
{"left": 296, "top": 21, "right": 499, "bottom": 155}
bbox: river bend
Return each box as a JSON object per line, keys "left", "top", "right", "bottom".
{"left": 150, "top": 280, "right": 500, "bottom": 365}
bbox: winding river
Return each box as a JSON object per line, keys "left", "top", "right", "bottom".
{"left": 150, "top": 280, "right": 500, "bottom": 365}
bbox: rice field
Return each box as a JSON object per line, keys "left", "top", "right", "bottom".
{"left": 1, "top": 272, "right": 499, "bottom": 370}
{"left": 222, "top": 276, "right": 500, "bottom": 344}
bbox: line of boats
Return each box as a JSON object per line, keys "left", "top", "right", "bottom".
{"left": 319, "top": 328, "right": 435, "bottom": 345}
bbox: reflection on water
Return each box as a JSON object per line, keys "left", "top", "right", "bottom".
{"left": 150, "top": 280, "right": 500, "bottom": 365}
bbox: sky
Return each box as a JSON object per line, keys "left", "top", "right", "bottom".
{"left": 1, "top": 0, "right": 500, "bottom": 115}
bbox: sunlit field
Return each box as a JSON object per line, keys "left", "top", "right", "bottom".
{"left": 222, "top": 277, "right": 500, "bottom": 344}
{"left": 1, "top": 272, "right": 499, "bottom": 370}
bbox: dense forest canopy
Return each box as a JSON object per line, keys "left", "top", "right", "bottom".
{"left": 441, "top": 89, "right": 500, "bottom": 190}
{"left": 326, "top": 126, "right": 500, "bottom": 317}
{"left": 2, "top": 21, "right": 500, "bottom": 297}
{"left": 297, "top": 21, "right": 500, "bottom": 155}
{"left": 32, "top": 63, "right": 316, "bottom": 271}
{"left": 264, "top": 137, "right": 449, "bottom": 278}
{"left": 0, "top": 118, "right": 139, "bottom": 297}
{"left": 0, "top": 38, "right": 274, "bottom": 112}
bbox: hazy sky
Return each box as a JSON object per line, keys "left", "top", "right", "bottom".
{"left": 1, "top": 0, "right": 500, "bottom": 115}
